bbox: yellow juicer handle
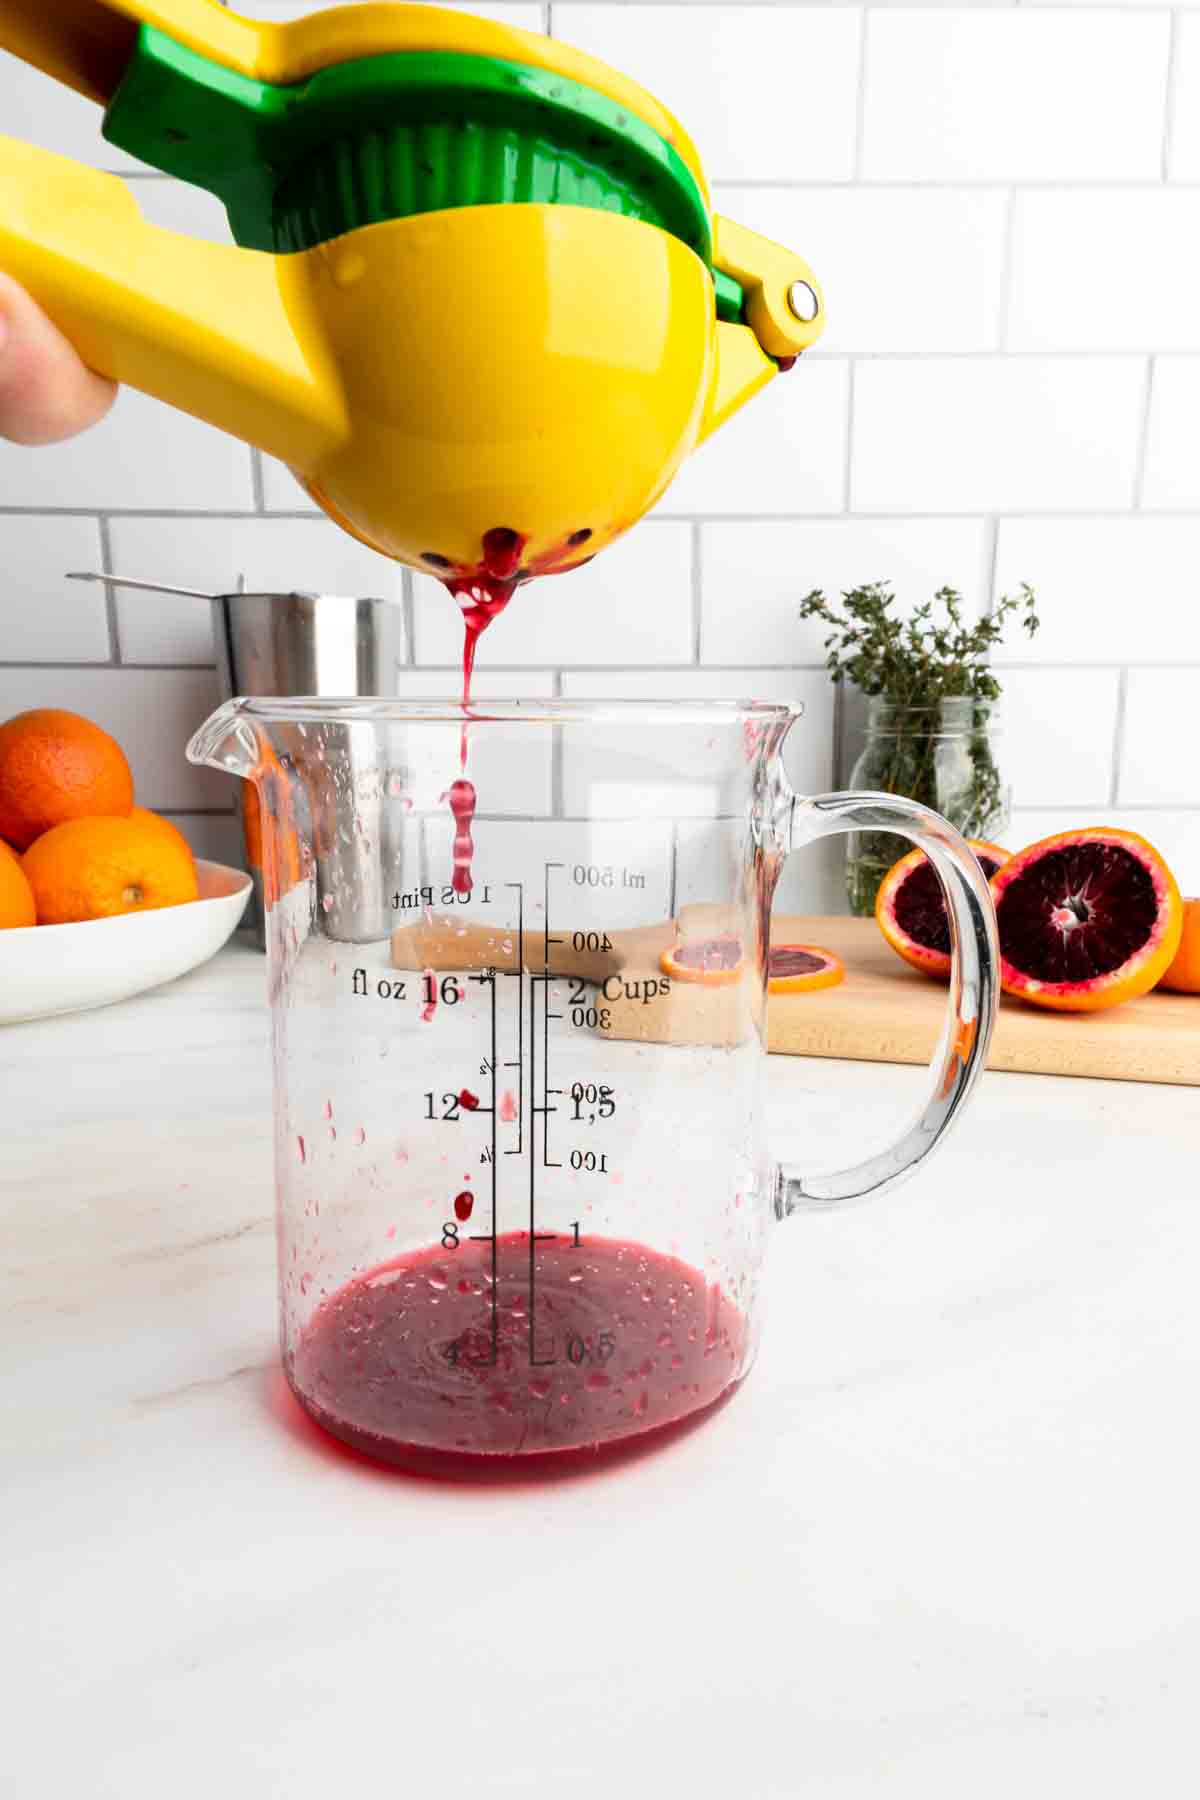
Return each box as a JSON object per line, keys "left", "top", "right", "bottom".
{"left": 0, "top": 136, "right": 347, "bottom": 465}
{"left": 700, "top": 215, "right": 825, "bottom": 442}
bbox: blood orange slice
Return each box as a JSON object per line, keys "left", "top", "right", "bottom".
{"left": 768, "top": 944, "right": 844, "bottom": 994}
{"left": 990, "top": 828, "right": 1182, "bottom": 1013}
{"left": 876, "top": 839, "right": 1011, "bottom": 980}
{"left": 660, "top": 934, "right": 744, "bottom": 986}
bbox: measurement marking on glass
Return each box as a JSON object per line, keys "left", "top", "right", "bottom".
{"left": 529, "top": 862, "right": 565, "bottom": 1365}
{"left": 464, "top": 969, "right": 498, "bottom": 1366}
{"left": 503, "top": 881, "right": 524, "bottom": 1157}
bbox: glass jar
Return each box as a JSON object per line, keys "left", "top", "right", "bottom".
{"left": 845, "top": 696, "right": 1009, "bottom": 916}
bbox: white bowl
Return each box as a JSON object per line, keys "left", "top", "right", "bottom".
{"left": 0, "top": 860, "right": 252, "bottom": 1025}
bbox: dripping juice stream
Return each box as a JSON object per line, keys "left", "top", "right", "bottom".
{"left": 439, "top": 528, "right": 529, "bottom": 895}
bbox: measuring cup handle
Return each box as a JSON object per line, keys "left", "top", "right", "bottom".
{"left": 775, "top": 791, "right": 1000, "bottom": 1214}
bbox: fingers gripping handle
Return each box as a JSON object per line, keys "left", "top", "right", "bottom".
{"left": 776, "top": 792, "right": 1000, "bottom": 1215}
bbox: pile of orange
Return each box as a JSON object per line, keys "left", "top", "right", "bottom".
{"left": 0, "top": 708, "right": 199, "bottom": 930}
{"left": 875, "top": 825, "right": 1199, "bottom": 1012}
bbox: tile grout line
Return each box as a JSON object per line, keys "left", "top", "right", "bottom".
{"left": 690, "top": 522, "right": 703, "bottom": 663}
{"left": 400, "top": 566, "right": 417, "bottom": 670}
{"left": 11, "top": 504, "right": 1200, "bottom": 523}
{"left": 1132, "top": 356, "right": 1156, "bottom": 509}
{"left": 1162, "top": 8, "right": 1182, "bottom": 182}
{"left": 851, "top": 6, "right": 870, "bottom": 180}
{"left": 841, "top": 360, "right": 856, "bottom": 513}
{"left": 1109, "top": 667, "right": 1130, "bottom": 807}
{"left": 96, "top": 516, "right": 122, "bottom": 666}
{"left": 994, "top": 188, "right": 1018, "bottom": 352}
{"left": 983, "top": 515, "right": 1001, "bottom": 617}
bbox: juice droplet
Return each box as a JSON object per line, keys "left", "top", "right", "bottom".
{"left": 354, "top": 1126, "right": 366, "bottom": 1147}
{"left": 420, "top": 968, "right": 437, "bottom": 1023}
{"left": 454, "top": 1191, "right": 474, "bottom": 1222}
{"left": 457, "top": 1088, "right": 480, "bottom": 1111}
{"left": 296, "top": 1135, "right": 306, "bottom": 1164}
{"left": 498, "top": 1089, "right": 518, "bottom": 1123}
{"left": 447, "top": 778, "right": 476, "bottom": 896}
{"left": 323, "top": 1100, "right": 333, "bottom": 1121}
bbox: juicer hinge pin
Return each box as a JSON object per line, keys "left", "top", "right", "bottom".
{"left": 787, "top": 280, "right": 820, "bottom": 325}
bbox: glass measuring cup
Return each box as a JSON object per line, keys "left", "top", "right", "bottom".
{"left": 188, "top": 698, "right": 999, "bottom": 1476}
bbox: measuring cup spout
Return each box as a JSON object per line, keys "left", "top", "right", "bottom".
{"left": 186, "top": 699, "right": 261, "bottom": 782}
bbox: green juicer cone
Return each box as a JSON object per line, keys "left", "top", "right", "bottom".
{"left": 103, "top": 28, "right": 747, "bottom": 321}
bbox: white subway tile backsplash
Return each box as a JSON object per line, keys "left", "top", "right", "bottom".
{"left": 657, "top": 359, "right": 848, "bottom": 517}
{"left": 994, "top": 519, "right": 1200, "bottom": 665}
{"left": 107, "top": 517, "right": 407, "bottom": 664}
{"left": 2, "top": 2, "right": 1196, "bottom": 876}
{"left": 714, "top": 186, "right": 1007, "bottom": 357}
{"left": 174, "top": 813, "right": 244, "bottom": 869}
{"left": 852, "top": 358, "right": 1146, "bottom": 514}
{"left": 0, "top": 389, "right": 255, "bottom": 512}
{"left": 558, "top": 667, "right": 836, "bottom": 799}
{"left": 396, "top": 670, "right": 556, "bottom": 817}
{"left": 1001, "top": 668, "right": 1120, "bottom": 809}
{"left": 0, "top": 668, "right": 228, "bottom": 810}
{"left": 1008, "top": 191, "right": 1200, "bottom": 354}
{"left": 0, "top": 50, "right": 148, "bottom": 173}
{"left": 862, "top": 12, "right": 1169, "bottom": 183}
{"left": 132, "top": 180, "right": 233, "bottom": 246}
{"left": 1119, "top": 670, "right": 1200, "bottom": 807}
{"left": 555, "top": 7, "right": 861, "bottom": 181}
{"left": 1141, "top": 360, "right": 1200, "bottom": 513}
{"left": 0, "top": 518, "right": 109, "bottom": 662}
{"left": 675, "top": 816, "right": 845, "bottom": 923}
{"left": 1169, "top": 15, "right": 1200, "bottom": 181}
{"left": 701, "top": 519, "right": 988, "bottom": 665}
{"left": 261, "top": 459, "right": 321, "bottom": 514}
{"left": 412, "top": 524, "right": 693, "bottom": 666}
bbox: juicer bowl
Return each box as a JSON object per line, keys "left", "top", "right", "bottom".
{"left": 283, "top": 204, "right": 717, "bottom": 573}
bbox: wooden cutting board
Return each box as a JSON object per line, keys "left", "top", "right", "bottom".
{"left": 770, "top": 916, "right": 1200, "bottom": 1087}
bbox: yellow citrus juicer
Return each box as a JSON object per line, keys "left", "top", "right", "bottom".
{"left": 0, "top": 0, "right": 824, "bottom": 581}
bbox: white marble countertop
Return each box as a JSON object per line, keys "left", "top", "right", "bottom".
{"left": 3, "top": 944, "right": 1199, "bottom": 1797}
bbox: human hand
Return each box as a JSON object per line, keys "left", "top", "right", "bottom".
{"left": 0, "top": 274, "right": 116, "bottom": 444}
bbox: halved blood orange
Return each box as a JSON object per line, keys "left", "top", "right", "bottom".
{"left": 990, "top": 828, "right": 1182, "bottom": 1013}
{"left": 876, "top": 839, "right": 1011, "bottom": 980}
{"left": 768, "top": 944, "right": 844, "bottom": 994}
{"left": 660, "top": 934, "right": 744, "bottom": 986}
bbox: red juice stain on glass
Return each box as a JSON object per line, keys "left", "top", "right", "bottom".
{"left": 287, "top": 1232, "right": 745, "bottom": 1477}
{"left": 457, "top": 1088, "right": 480, "bottom": 1111}
{"left": 454, "top": 1190, "right": 475, "bottom": 1222}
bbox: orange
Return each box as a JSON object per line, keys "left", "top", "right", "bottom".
{"left": 768, "top": 944, "right": 845, "bottom": 994}
{"left": 0, "top": 709, "right": 134, "bottom": 850}
{"left": 1159, "top": 896, "right": 1200, "bottom": 994}
{"left": 660, "top": 934, "right": 745, "bottom": 986}
{"left": 241, "top": 752, "right": 303, "bottom": 904}
{"left": 876, "top": 839, "right": 1011, "bottom": 980}
{"left": 990, "top": 828, "right": 1182, "bottom": 1013}
{"left": 130, "top": 806, "right": 196, "bottom": 859}
{"left": 23, "top": 814, "right": 199, "bottom": 925}
{"left": 0, "top": 838, "right": 35, "bottom": 929}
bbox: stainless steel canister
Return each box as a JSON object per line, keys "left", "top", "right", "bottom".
{"left": 69, "top": 575, "right": 408, "bottom": 946}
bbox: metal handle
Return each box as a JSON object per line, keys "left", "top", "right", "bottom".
{"left": 68, "top": 569, "right": 221, "bottom": 599}
{"left": 775, "top": 789, "right": 999, "bottom": 1214}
